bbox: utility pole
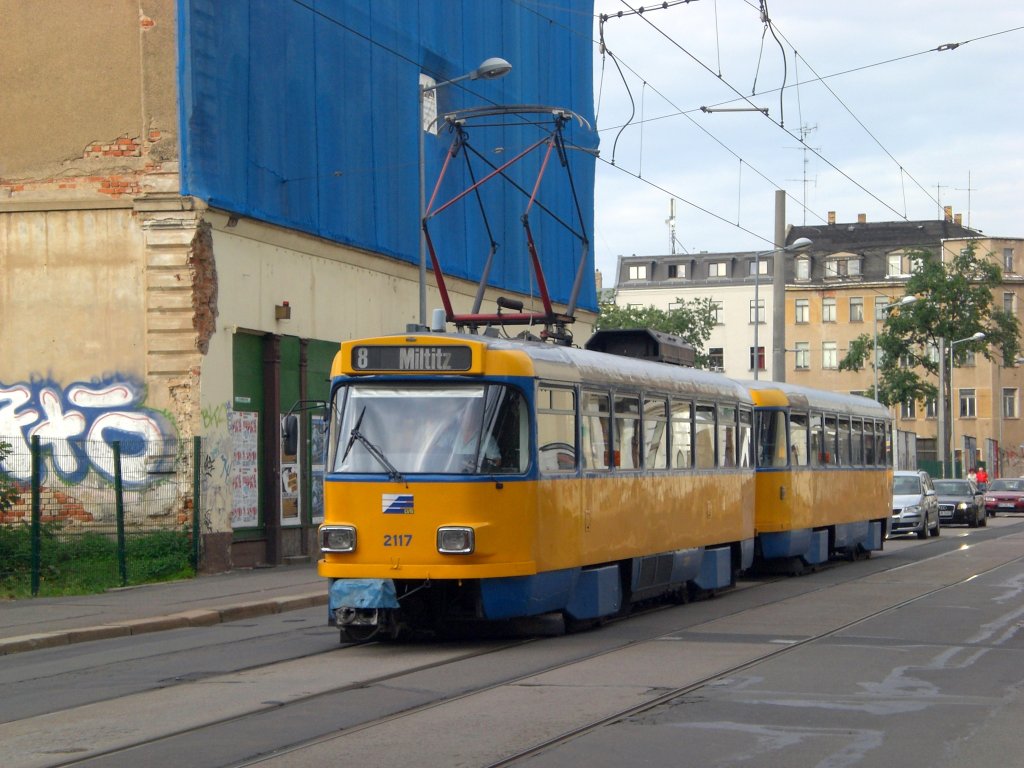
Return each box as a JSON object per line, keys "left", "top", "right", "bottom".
{"left": 772, "top": 189, "right": 787, "bottom": 382}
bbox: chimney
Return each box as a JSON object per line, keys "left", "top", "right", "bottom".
{"left": 944, "top": 205, "right": 953, "bottom": 222}
{"left": 857, "top": 213, "right": 866, "bottom": 224}
{"left": 955, "top": 213, "right": 963, "bottom": 226}
{"left": 828, "top": 211, "right": 836, "bottom": 225}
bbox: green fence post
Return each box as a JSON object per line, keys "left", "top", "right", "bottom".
{"left": 30, "top": 435, "right": 41, "bottom": 597}
{"left": 113, "top": 440, "right": 127, "bottom": 586}
{"left": 192, "top": 435, "right": 201, "bottom": 572}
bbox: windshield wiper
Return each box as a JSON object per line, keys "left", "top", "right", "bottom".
{"left": 341, "top": 407, "right": 405, "bottom": 483}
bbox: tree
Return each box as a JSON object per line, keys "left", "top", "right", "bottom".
{"left": 839, "top": 245, "right": 1020, "bottom": 413}
{"left": 596, "top": 297, "right": 717, "bottom": 367}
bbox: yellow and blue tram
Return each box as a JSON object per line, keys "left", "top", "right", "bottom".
{"left": 317, "top": 332, "right": 891, "bottom": 640}
{"left": 745, "top": 381, "right": 892, "bottom": 568}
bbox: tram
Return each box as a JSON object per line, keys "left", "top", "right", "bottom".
{"left": 316, "top": 332, "right": 891, "bottom": 641}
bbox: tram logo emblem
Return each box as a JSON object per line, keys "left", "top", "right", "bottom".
{"left": 382, "top": 494, "right": 414, "bottom": 514}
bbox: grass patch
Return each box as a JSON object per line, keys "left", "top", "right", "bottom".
{"left": 0, "top": 523, "right": 194, "bottom": 599}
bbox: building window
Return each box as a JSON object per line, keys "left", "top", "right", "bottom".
{"left": 711, "top": 300, "right": 724, "bottom": 324}
{"left": 668, "top": 264, "right": 685, "bottom": 279}
{"left": 887, "top": 253, "right": 903, "bottom": 277}
{"left": 628, "top": 265, "right": 647, "bottom": 280}
{"left": 749, "top": 298, "right": 765, "bottom": 324}
{"left": 900, "top": 399, "right": 916, "bottom": 420}
{"left": 795, "top": 257, "right": 810, "bottom": 281}
{"left": 959, "top": 388, "right": 977, "bottom": 418}
{"left": 709, "top": 262, "right": 727, "bottom": 277}
{"left": 708, "top": 347, "right": 724, "bottom": 371}
{"left": 1004, "top": 292, "right": 1015, "bottom": 316}
{"left": 847, "top": 257, "right": 862, "bottom": 276}
{"left": 795, "top": 299, "right": 810, "bottom": 323}
{"left": 962, "top": 349, "right": 978, "bottom": 367}
{"left": 750, "top": 346, "right": 765, "bottom": 372}
{"left": 926, "top": 342, "right": 939, "bottom": 364}
{"left": 849, "top": 297, "right": 864, "bottom": 323}
{"left": 822, "top": 297, "right": 837, "bottom": 323}
{"left": 823, "top": 341, "right": 838, "bottom": 370}
{"left": 795, "top": 342, "right": 810, "bottom": 370}
{"left": 1004, "top": 388, "right": 1018, "bottom": 419}
{"left": 926, "top": 398, "right": 937, "bottom": 418}
{"left": 1004, "top": 247, "right": 1014, "bottom": 273}
{"left": 627, "top": 303, "right": 643, "bottom": 310}
{"left": 668, "top": 302, "right": 681, "bottom": 312}
{"left": 749, "top": 259, "right": 768, "bottom": 276}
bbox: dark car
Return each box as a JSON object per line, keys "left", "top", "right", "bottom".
{"left": 933, "top": 479, "right": 986, "bottom": 528}
{"left": 983, "top": 478, "right": 1024, "bottom": 516}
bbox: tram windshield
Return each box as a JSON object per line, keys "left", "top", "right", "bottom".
{"left": 328, "top": 383, "right": 528, "bottom": 475}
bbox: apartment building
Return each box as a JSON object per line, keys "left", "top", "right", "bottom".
{"left": 613, "top": 215, "right": 1024, "bottom": 476}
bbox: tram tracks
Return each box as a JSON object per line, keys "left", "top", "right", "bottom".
{"left": 25, "top": 526, "right": 1024, "bottom": 768}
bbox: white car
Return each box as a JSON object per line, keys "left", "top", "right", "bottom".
{"left": 891, "top": 470, "right": 941, "bottom": 539}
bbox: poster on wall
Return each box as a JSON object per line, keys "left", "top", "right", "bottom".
{"left": 229, "top": 411, "right": 259, "bottom": 528}
{"left": 311, "top": 416, "right": 327, "bottom": 523}
{"left": 280, "top": 413, "right": 301, "bottom": 527}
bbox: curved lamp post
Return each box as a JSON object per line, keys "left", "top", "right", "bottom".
{"left": 418, "top": 57, "right": 512, "bottom": 327}
{"left": 873, "top": 295, "right": 918, "bottom": 401}
{"left": 949, "top": 331, "right": 986, "bottom": 477}
{"left": 753, "top": 236, "right": 812, "bottom": 380}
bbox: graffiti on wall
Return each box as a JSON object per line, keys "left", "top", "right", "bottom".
{"left": 0, "top": 376, "right": 177, "bottom": 487}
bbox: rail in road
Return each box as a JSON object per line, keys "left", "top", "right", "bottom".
{"left": 2, "top": 518, "right": 1023, "bottom": 768}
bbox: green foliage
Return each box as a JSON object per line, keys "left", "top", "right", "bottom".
{"left": 838, "top": 245, "right": 1021, "bottom": 406}
{"left": 0, "top": 441, "right": 19, "bottom": 512}
{"left": 596, "top": 297, "right": 717, "bottom": 367}
{"left": 0, "top": 524, "right": 193, "bottom": 599}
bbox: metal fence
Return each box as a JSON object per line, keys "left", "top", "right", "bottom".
{"left": 0, "top": 435, "right": 200, "bottom": 597}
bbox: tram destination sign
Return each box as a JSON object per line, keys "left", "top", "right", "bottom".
{"left": 351, "top": 344, "right": 474, "bottom": 372}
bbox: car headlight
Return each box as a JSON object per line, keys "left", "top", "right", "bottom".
{"left": 437, "top": 526, "right": 475, "bottom": 554}
{"left": 957, "top": 502, "right": 968, "bottom": 511}
{"left": 984, "top": 496, "right": 995, "bottom": 503}
{"left": 320, "top": 525, "right": 356, "bottom": 552}
{"left": 903, "top": 505, "right": 922, "bottom": 517}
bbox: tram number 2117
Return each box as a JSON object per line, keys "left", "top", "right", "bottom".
{"left": 384, "top": 534, "right": 413, "bottom": 547}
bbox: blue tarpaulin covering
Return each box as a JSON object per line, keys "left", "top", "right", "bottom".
{"left": 179, "top": 0, "right": 597, "bottom": 310}
{"left": 329, "top": 578, "right": 400, "bottom": 610}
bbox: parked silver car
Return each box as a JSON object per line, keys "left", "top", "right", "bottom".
{"left": 891, "top": 470, "right": 940, "bottom": 539}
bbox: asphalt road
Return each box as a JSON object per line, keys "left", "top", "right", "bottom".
{"left": 2, "top": 517, "right": 1022, "bottom": 768}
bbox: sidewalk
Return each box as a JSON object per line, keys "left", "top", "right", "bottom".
{"left": 0, "top": 563, "right": 326, "bottom": 655}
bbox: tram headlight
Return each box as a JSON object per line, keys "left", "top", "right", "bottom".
{"left": 320, "top": 526, "right": 357, "bottom": 553}
{"left": 437, "top": 527, "right": 475, "bottom": 554}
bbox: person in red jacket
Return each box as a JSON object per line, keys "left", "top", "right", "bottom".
{"left": 976, "top": 465, "right": 989, "bottom": 490}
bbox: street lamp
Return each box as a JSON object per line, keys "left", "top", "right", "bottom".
{"left": 418, "top": 57, "right": 512, "bottom": 327}
{"left": 872, "top": 295, "right": 918, "bottom": 401}
{"left": 753, "top": 236, "right": 812, "bottom": 380}
{"left": 949, "top": 331, "right": 986, "bottom": 477}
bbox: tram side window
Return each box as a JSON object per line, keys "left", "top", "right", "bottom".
{"left": 695, "top": 404, "right": 716, "bottom": 469}
{"left": 537, "top": 385, "right": 577, "bottom": 473}
{"left": 756, "top": 409, "right": 788, "bottom": 468}
{"left": 864, "top": 420, "right": 876, "bottom": 465}
{"left": 615, "top": 394, "right": 642, "bottom": 469}
{"left": 581, "top": 391, "right": 612, "bottom": 470}
{"left": 671, "top": 400, "right": 693, "bottom": 469}
{"left": 810, "top": 413, "right": 825, "bottom": 465}
{"left": 644, "top": 397, "right": 669, "bottom": 469}
{"left": 838, "top": 417, "right": 852, "bottom": 465}
{"left": 790, "top": 413, "right": 809, "bottom": 466}
{"left": 877, "top": 422, "right": 889, "bottom": 466}
{"left": 824, "top": 416, "right": 839, "bottom": 465}
{"left": 738, "top": 407, "right": 753, "bottom": 467}
{"left": 851, "top": 419, "right": 864, "bottom": 466}
{"left": 718, "top": 405, "right": 737, "bottom": 467}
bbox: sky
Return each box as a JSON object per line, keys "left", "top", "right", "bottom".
{"left": 585, "top": 0, "right": 1024, "bottom": 281}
